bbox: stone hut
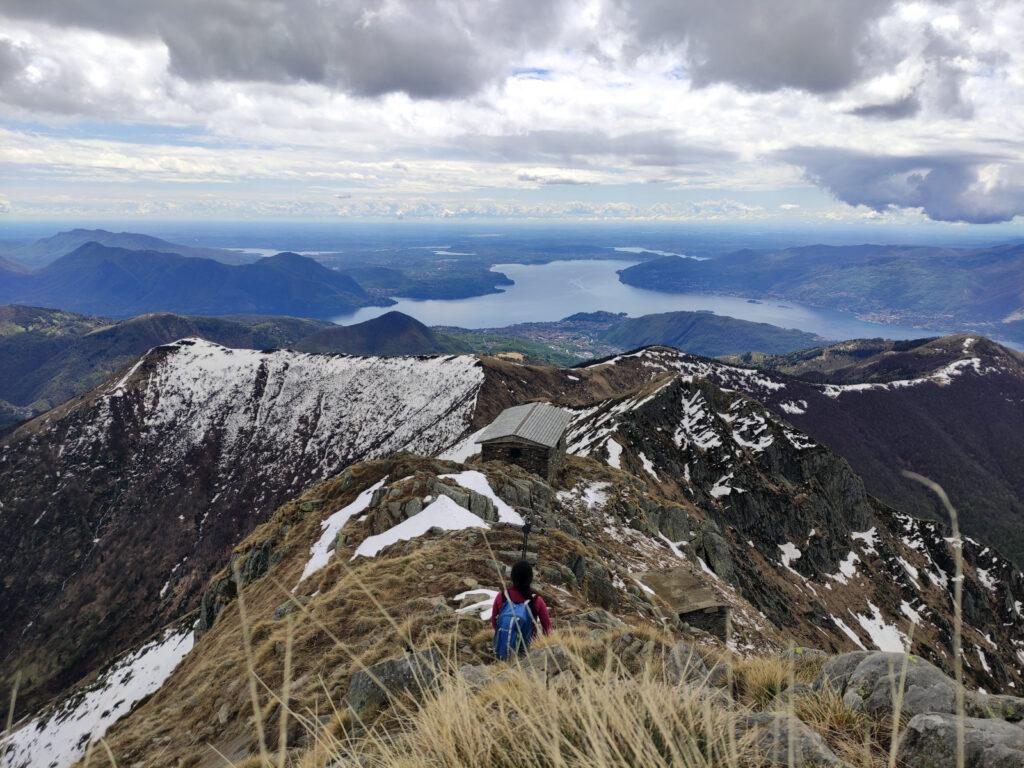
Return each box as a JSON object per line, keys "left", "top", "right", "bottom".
{"left": 642, "top": 566, "right": 731, "bottom": 641}
{"left": 476, "top": 402, "right": 572, "bottom": 482}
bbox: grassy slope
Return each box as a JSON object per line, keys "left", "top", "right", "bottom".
{"left": 79, "top": 455, "right": 940, "bottom": 768}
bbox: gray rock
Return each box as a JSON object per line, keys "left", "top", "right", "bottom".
{"left": 524, "top": 644, "right": 573, "bottom": 680}
{"left": 575, "top": 608, "right": 624, "bottom": 630}
{"left": 968, "top": 693, "right": 1024, "bottom": 723}
{"left": 783, "top": 647, "right": 828, "bottom": 662}
{"left": 897, "top": 713, "right": 1024, "bottom": 768}
{"left": 344, "top": 649, "right": 443, "bottom": 722}
{"left": 273, "top": 595, "right": 310, "bottom": 620}
{"left": 706, "top": 660, "right": 732, "bottom": 688}
{"left": 773, "top": 683, "right": 813, "bottom": 708}
{"left": 458, "top": 663, "right": 495, "bottom": 692}
{"left": 584, "top": 561, "right": 619, "bottom": 611}
{"left": 664, "top": 640, "right": 710, "bottom": 686}
{"left": 736, "top": 713, "right": 846, "bottom": 766}
{"left": 816, "top": 652, "right": 956, "bottom": 717}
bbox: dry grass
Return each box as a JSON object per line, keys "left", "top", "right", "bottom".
{"left": 306, "top": 647, "right": 753, "bottom": 768}
{"left": 732, "top": 656, "right": 794, "bottom": 710}
{"left": 793, "top": 689, "right": 885, "bottom": 768}
{"left": 68, "top": 466, "right": 975, "bottom": 768}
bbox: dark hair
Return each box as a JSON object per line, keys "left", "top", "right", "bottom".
{"left": 511, "top": 559, "right": 534, "bottom": 596}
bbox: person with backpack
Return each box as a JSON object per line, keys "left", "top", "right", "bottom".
{"left": 491, "top": 559, "right": 551, "bottom": 659}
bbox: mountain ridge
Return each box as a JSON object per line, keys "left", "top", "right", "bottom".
{"left": 0, "top": 243, "right": 390, "bottom": 319}
{"left": 5, "top": 345, "right": 1024, "bottom": 766}
{"left": 0, "top": 228, "right": 258, "bottom": 268}
{"left": 4, "top": 336, "right": 1024, "bottom": 740}
{"left": 618, "top": 243, "right": 1024, "bottom": 343}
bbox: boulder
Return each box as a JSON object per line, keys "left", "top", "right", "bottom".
{"left": 736, "top": 713, "right": 846, "bottom": 766}
{"left": 524, "top": 644, "right": 574, "bottom": 680}
{"left": 815, "top": 652, "right": 956, "bottom": 717}
{"left": 585, "top": 561, "right": 619, "bottom": 611}
{"left": 896, "top": 713, "right": 1024, "bottom": 768}
{"left": 664, "top": 640, "right": 710, "bottom": 686}
{"left": 344, "top": 649, "right": 443, "bottom": 722}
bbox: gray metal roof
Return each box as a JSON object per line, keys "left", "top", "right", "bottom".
{"left": 476, "top": 402, "right": 572, "bottom": 448}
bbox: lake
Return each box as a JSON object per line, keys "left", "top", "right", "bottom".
{"left": 334, "top": 259, "right": 948, "bottom": 341}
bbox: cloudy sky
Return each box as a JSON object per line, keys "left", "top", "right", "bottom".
{"left": 1, "top": 0, "right": 1022, "bottom": 227}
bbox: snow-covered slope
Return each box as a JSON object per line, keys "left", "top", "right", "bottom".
{"left": 0, "top": 339, "right": 485, "bottom": 723}
{"left": 0, "top": 626, "right": 193, "bottom": 768}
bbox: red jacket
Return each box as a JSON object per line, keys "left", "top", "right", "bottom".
{"left": 491, "top": 588, "right": 551, "bottom": 635}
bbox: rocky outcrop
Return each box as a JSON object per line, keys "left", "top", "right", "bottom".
{"left": 736, "top": 713, "right": 846, "bottom": 766}
{"left": 816, "top": 652, "right": 957, "bottom": 718}
{"left": 344, "top": 649, "right": 445, "bottom": 723}
{"left": 897, "top": 713, "right": 1024, "bottom": 768}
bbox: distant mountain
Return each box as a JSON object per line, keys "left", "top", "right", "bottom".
{"left": 0, "top": 255, "right": 28, "bottom": 273}
{"left": 295, "top": 311, "right": 468, "bottom": 355}
{"left": 439, "top": 309, "right": 823, "bottom": 364}
{"left": 618, "top": 243, "right": 1024, "bottom": 343}
{"left": 600, "top": 310, "right": 821, "bottom": 355}
{"left": 0, "top": 244, "right": 389, "bottom": 319}
{"left": 0, "top": 228, "right": 257, "bottom": 268}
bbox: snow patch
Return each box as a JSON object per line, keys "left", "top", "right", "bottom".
{"left": 0, "top": 628, "right": 193, "bottom": 768}
{"left": 828, "top": 551, "right": 860, "bottom": 585}
{"left": 851, "top": 528, "right": 878, "bottom": 555}
{"left": 453, "top": 588, "right": 498, "bottom": 620}
{"left": 854, "top": 603, "right": 908, "bottom": 652}
{"left": 778, "top": 542, "right": 802, "bottom": 574}
{"left": 439, "top": 470, "right": 524, "bottom": 525}
{"left": 605, "top": 438, "right": 623, "bottom": 469}
{"left": 820, "top": 357, "right": 987, "bottom": 398}
{"left": 352, "top": 496, "right": 489, "bottom": 559}
{"left": 438, "top": 427, "right": 486, "bottom": 462}
{"left": 638, "top": 451, "right": 659, "bottom": 480}
{"left": 299, "top": 479, "right": 384, "bottom": 583}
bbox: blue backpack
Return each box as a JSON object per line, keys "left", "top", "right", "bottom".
{"left": 493, "top": 591, "right": 535, "bottom": 659}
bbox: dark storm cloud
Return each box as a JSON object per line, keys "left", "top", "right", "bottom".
{"left": 464, "top": 130, "right": 736, "bottom": 168}
{"left": 777, "top": 146, "right": 1024, "bottom": 224}
{"left": 848, "top": 93, "right": 922, "bottom": 120}
{"left": 0, "top": 0, "right": 570, "bottom": 99}
{"left": 618, "top": 0, "right": 896, "bottom": 93}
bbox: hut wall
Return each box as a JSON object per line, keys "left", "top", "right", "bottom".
{"left": 482, "top": 438, "right": 557, "bottom": 481}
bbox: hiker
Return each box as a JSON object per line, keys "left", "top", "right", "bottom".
{"left": 492, "top": 559, "right": 551, "bottom": 659}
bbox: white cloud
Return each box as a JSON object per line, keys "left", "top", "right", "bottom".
{"left": 0, "top": 1, "right": 1021, "bottom": 223}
